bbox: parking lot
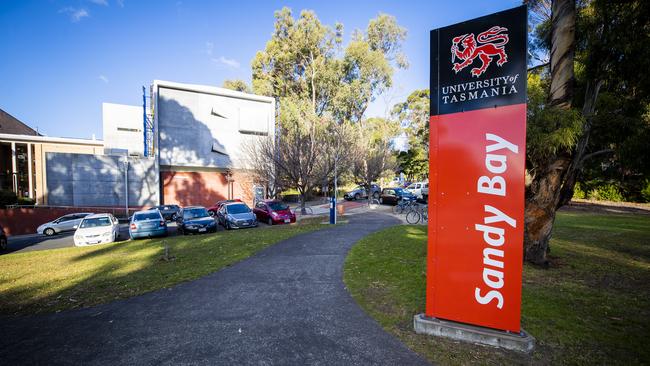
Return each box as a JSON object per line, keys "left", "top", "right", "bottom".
{"left": 3, "top": 221, "right": 283, "bottom": 254}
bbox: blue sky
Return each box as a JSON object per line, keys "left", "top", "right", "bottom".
{"left": 0, "top": 0, "right": 521, "bottom": 139}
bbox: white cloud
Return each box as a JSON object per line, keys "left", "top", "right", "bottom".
{"left": 89, "top": 0, "right": 108, "bottom": 6}
{"left": 212, "top": 56, "right": 240, "bottom": 69}
{"left": 98, "top": 75, "right": 109, "bottom": 83}
{"left": 116, "top": 0, "right": 125, "bottom": 7}
{"left": 59, "top": 7, "right": 90, "bottom": 22}
{"left": 205, "top": 41, "right": 214, "bottom": 55}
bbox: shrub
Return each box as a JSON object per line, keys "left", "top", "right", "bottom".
{"left": 17, "top": 197, "right": 35, "bottom": 206}
{"left": 573, "top": 182, "right": 586, "bottom": 199}
{"left": 641, "top": 179, "right": 650, "bottom": 203}
{"left": 588, "top": 183, "right": 625, "bottom": 202}
{"left": 0, "top": 190, "right": 18, "bottom": 207}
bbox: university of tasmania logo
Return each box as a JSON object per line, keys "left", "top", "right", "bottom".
{"left": 451, "top": 26, "right": 509, "bottom": 77}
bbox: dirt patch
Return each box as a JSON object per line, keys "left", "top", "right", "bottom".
{"left": 560, "top": 199, "right": 650, "bottom": 215}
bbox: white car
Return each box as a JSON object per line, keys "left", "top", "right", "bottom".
{"left": 74, "top": 213, "right": 120, "bottom": 246}
{"left": 406, "top": 182, "right": 428, "bottom": 199}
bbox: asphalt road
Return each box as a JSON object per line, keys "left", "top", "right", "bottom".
{"left": 0, "top": 212, "right": 429, "bottom": 365}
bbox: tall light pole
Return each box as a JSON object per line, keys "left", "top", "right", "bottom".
{"left": 123, "top": 155, "right": 129, "bottom": 217}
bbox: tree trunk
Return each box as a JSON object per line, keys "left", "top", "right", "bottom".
{"left": 557, "top": 80, "right": 604, "bottom": 207}
{"left": 523, "top": 0, "right": 576, "bottom": 265}
{"left": 524, "top": 156, "right": 571, "bottom": 265}
{"left": 548, "top": 0, "right": 575, "bottom": 108}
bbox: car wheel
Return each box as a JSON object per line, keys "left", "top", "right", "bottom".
{"left": 44, "top": 228, "right": 55, "bottom": 236}
{"left": 373, "top": 192, "right": 379, "bottom": 199}
{"left": 171, "top": 213, "right": 177, "bottom": 221}
{"left": 113, "top": 231, "right": 118, "bottom": 242}
{"left": 267, "top": 217, "right": 273, "bottom": 226}
{"left": 0, "top": 238, "right": 7, "bottom": 250}
{"left": 354, "top": 193, "right": 360, "bottom": 200}
{"left": 226, "top": 222, "right": 231, "bottom": 230}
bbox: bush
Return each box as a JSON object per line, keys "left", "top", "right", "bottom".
{"left": 588, "top": 183, "right": 625, "bottom": 202}
{"left": 573, "top": 182, "right": 587, "bottom": 199}
{"left": 17, "top": 197, "right": 35, "bottom": 206}
{"left": 0, "top": 190, "right": 18, "bottom": 207}
{"left": 641, "top": 180, "right": 650, "bottom": 203}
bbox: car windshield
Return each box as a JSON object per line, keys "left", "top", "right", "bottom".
{"left": 134, "top": 212, "right": 160, "bottom": 221}
{"left": 227, "top": 204, "right": 250, "bottom": 214}
{"left": 353, "top": 186, "right": 365, "bottom": 191}
{"left": 80, "top": 217, "right": 111, "bottom": 228}
{"left": 268, "top": 202, "right": 289, "bottom": 211}
{"left": 184, "top": 208, "right": 209, "bottom": 219}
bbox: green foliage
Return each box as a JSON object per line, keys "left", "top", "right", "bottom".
{"left": 641, "top": 180, "right": 650, "bottom": 203}
{"left": 587, "top": 183, "right": 625, "bottom": 202}
{"left": 16, "top": 197, "right": 35, "bottom": 206}
{"left": 251, "top": 7, "right": 407, "bottom": 122}
{"left": 573, "top": 182, "right": 586, "bottom": 199}
{"left": 0, "top": 190, "right": 17, "bottom": 207}
{"left": 222, "top": 79, "right": 251, "bottom": 93}
{"left": 396, "top": 148, "right": 427, "bottom": 181}
{"left": 526, "top": 73, "right": 585, "bottom": 168}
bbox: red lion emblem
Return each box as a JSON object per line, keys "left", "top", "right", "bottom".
{"left": 451, "top": 26, "right": 509, "bottom": 77}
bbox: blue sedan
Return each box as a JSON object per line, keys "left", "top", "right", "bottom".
{"left": 129, "top": 210, "right": 168, "bottom": 239}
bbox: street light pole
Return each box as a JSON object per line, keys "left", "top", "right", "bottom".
{"left": 123, "top": 155, "right": 129, "bottom": 218}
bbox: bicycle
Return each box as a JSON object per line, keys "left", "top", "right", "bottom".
{"left": 392, "top": 199, "right": 416, "bottom": 214}
{"left": 406, "top": 205, "right": 428, "bottom": 224}
{"left": 293, "top": 202, "right": 314, "bottom": 215}
{"left": 368, "top": 197, "right": 381, "bottom": 208}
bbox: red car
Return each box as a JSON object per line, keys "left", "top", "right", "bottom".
{"left": 207, "top": 199, "right": 241, "bottom": 217}
{"left": 253, "top": 200, "right": 296, "bottom": 225}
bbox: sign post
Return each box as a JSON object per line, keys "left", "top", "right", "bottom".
{"left": 414, "top": 5, "right": 535, "bottom": 352}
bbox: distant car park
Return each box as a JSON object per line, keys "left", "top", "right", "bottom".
{"left": 130, "top": 210, "right": 168, "bottom": 239}
{"left": 379, "top": 187, "right": 417, "bottom": 205}
{"left": 253, "top": 200, "right": 296, "bottom": 225}
{"left": 207, "top": 199, "right": 241, "bottom": 217}
{"left": 344, "top": 184, "right": 381, "bottom": 201}
{"left": 405, "top": 182, "right": 428, "bottom": 199}
{"left": 148, "top": 205, "right": 180, "bottom": 221}
{"left": 37, "top": 213, "right": 94, "bottom": 236}
{"left": 73, "top": 213, "right": 120, "bottom": 246}
{"left": 176, "top": 206, "right": 218, "bottom": 235}
{"left": 217, "top": 202, "right": 258, "bottom": 230}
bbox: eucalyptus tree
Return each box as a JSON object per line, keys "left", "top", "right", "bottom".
{"left": 249, "top": 7, "right": 408, "bottom": 203}
{"left": 524, "top": 0, "right": 650, "bottom": 264}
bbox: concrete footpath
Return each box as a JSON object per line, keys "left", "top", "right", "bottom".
{"left": 0, "top": 212, "right": 429, "bottom": 365}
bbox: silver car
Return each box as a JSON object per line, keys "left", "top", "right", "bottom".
{"left": 37, "top": 213, "right": 94, "bottom": 236}
{"left": 217, "top": 202, "right": 258, "bottom": 230}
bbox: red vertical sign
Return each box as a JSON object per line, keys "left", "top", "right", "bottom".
{"left": 427, "top": 6, "right": 527, "bottom": 333}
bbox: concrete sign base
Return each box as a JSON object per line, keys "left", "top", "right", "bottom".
{"left": 413, "top": 314, "right": 535, "bottom": 353}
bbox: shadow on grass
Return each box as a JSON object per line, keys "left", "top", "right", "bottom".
{"left": 0, "top": 222, "right": 324, "bottom": 317}
{"left": 343, "top": 212, "right": 650, "bottom": 365}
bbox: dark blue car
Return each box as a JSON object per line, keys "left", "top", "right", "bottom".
{"left": 176, "top": 206, "right": 218, "bottom": 235}
{"left": 379, "top": 187, "right": 417, "bottom": 205}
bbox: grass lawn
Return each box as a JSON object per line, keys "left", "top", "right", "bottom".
{"left": 0, "top": 218, "right": 327, "bottom": 316}
{"left": 343, "top": 211, "right": 650, "bottom": 365}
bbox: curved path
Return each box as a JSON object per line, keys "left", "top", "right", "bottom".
{"left": 0, "top": 212, "right": 429, "bottom": 365}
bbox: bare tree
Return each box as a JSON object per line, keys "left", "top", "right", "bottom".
{"left": 351, "top": 117, "right": 398, "bottom": 202}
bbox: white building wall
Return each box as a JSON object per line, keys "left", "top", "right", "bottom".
{"left": 102, "top": 103, "right": 144, "bottom": 156}
{"left": 154, "top": 80, "right": 275, "bottom": 170}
